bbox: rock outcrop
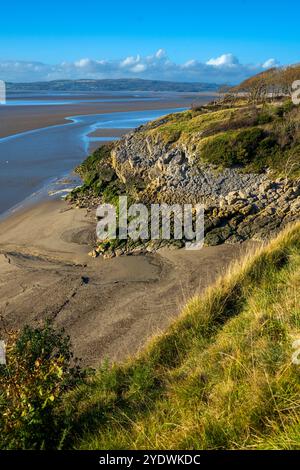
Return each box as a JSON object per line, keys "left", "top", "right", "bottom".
{"left": 71, "top": 104, "right": 300, "bottom": 255}
{"left": 111, "top": 128, "right": 300, "bottom": 246}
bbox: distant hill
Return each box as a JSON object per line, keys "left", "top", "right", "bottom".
{"left": 6, "top": 78, "right": 220, "bottom": 93}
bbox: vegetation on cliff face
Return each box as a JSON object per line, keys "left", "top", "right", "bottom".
{"left": 135, "top": 100, "right": 300, "bottom": 177}
{"left": 70, "top": 144, "right": 122, "bottom": 204}
{"left": 67, "top": 97, "right": 300, "bottom": 255}
{"left": 71, "top": 99, "right": 300, "bottom": 203}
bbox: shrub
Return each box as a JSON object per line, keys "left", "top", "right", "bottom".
{"left": 275, "top": 100, "right": 295, "bottom": 117}
{"left": 255, "top": 112, "right": 273, "bottom": 125}
{"left": 201, "top": 128, "right": 267, "bottom": 167}
{"left": 67, "top": 143, "right": 119, "bottom": 203}
{"left": 0, "top": 323, "right": 83, "bottom": 449}
{"left": 76, "top": 143, "right": 113, "bottom": 180}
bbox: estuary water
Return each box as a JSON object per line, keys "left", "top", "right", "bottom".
{"left": 0, "top": 106, "right": 184, "bottom": 216}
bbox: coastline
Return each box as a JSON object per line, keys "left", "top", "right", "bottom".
{"left": 0, "top": 93, "right": 213, "bottom": 139}
{"left": 0, "top": 198, "right": 258, "bottom": 367}
{"left": 0, "top": 105, "right": 188, "bottom": 216}
{"left": 0, "top": 93, "right": 260, "bottom": 368}
{"left": 0, "top": 91, "right": 215, "bottom": 216}
{"left": 0, "top": 171, "right": 82, "bottom": 222}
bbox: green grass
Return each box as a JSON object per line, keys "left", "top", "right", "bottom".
{"left": 67, "top": 143, "right": 127, "bottom": 204}
{"left": 144, "top": 108, "right": 237, "bottom": 144}
{"left": 62, "top": 222, "right": 300, "bottom": 449}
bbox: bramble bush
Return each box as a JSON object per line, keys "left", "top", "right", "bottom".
{"left": 0, "top": 322, "right": 83, "bottom": 449}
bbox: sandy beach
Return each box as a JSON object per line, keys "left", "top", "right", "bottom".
{"left": 0, "top": 199, "right": 258, "bottom": 367}
{"left": 88, "top": 128, "right": 132, "bottom": 138}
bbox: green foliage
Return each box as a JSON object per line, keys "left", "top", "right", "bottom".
{"left": 255, "top": 112, "right": 273, "bottom": 125}
{"left": 0, "top": 323, "right": 83, "bottom": 449}
{"left": 145, "top": 108, "right": 235, "bottom": 145}
{"left": 76, "top": 144, "right": 113, "bottom": 180}
{"left": 102, "top": 180, "right": 126, "bottom": 205}
{"left": 68, "top": 143, "right": 143, "bottom": 207}
{"left": 275, "top": 100, "right": 295, "bottom": 117}
{"left": 201, "top": 128, "right": 268, "bottom": 167}
{"left": 68, "top": 143, "right": 118, "bottom": 202}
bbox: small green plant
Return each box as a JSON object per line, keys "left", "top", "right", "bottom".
{"left": 0, "top": 322, "right": 83, "bottom": 449}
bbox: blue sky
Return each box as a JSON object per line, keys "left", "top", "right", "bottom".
{"left": 0, "top": 0, "right": 299, "bottom": 82}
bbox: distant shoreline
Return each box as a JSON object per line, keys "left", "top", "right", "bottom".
{"left": 6, "top": 78, "right": 220, "bottom": 94}
{"left": 0, "top": 92, "right": 215, "bottom": 138}
{"left": 0, "top": 92, "right": 214, "bottom": 218}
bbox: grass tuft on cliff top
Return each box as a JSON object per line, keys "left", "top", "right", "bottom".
{"left": 63, "top": 221, "right": 300, "bottom": 449}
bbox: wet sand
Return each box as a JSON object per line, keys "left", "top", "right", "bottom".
{"left": 87, "top": 129, "right": 132, "bottom": 152}
{"left": 88, "top": 128, "right": 132, "bottom": 138}
{"left": 0, "top": 107, "right": 186, "bottom": 215}
{"left": 0, "top": 91, "right": 248, "bottom": 368}
{"left": 0, "top": 199, "right": 258, "bottom": 367}
{"left": 0, "top": 94, "right": 207, "bottom": 138}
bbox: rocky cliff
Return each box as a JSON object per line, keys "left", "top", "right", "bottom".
{"left": 70, "top": 100, "right": 300, "bottom": 253}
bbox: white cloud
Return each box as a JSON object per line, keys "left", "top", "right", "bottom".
{"left": 120, "top": 55, "right": 140, "bottom": 67}
{"left": 206, "top": 53, "right": 239, "bottom": 67}
{"left": 130, "top": 63, "right": 147, "bottom": 73}
{"left": 155, "top": 48, "right": 167, "bottom": 59}
{"left": 0, "top": 50, "right": 280, "bottom": 84}
{"left": 182, "top": 59, "right": 198, "bottom": 68}
{"left": 262, "top": 58, "right": 280, "bottom": 69}
{"left": 74, "top": 58, "right": 91, "bottom": 68}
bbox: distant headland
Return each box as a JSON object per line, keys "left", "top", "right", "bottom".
{"left": 6, "top": 78, "right": 221, "bottom": 93}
